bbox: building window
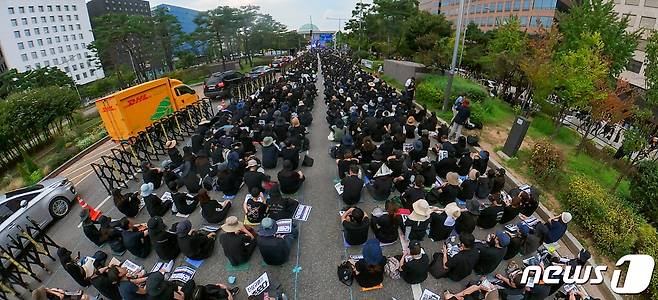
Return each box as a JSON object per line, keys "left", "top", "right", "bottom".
{"left": 520, "top": 16, "right": 528, "bottom": 26}
{"left": 74, "top": 44, "right": 79, "bottom": 50}
{"left": 21, "top": 18, "right": 27, "bottom": 25}
{"left": 626, "top": 0, "right": 640, "bottom": 5}
{"left": 646, "top": 0, "right": 658, "bottom": 7}
{"left": 63, "top": 36, "right": 68, "bottom": 42}
{"left": 40, "top": 16, "right": 46, "bottom": 23}
{"left": 73, "top": 5, "right": 77, "bottom": 11}
{"left": 58, "top": 16, "right": 63, "bottom": 22}
{"left": 627, "top": 59, "right": 643, "bottom": 73}
{"left": 530, "top": 16, "right": 539, "bottom": 27}
{"left": 8, "top": 7, "right": 15, "bottom": 14}
{"left": 40, "top": 50, "right": 46, "bottom": 57}
{"left": 505, "top": 1, "right": 512, "bottom": 10}
{"left": 19, "top": 7, "right": 25, "bottom": 13}
{"left": 38, "top": 6, "right": 44, "bottom": 12}
{"left": 76, "top": 74, "right": 80, "bottom": 80}
{"left": 66, "top": 45, "right": 71, "bottom": 51}
{"left": 14, "top": 31, "right": 21, "bottom": 38}
{"left": 55, "top": 36, "right": 60, "bottom": 42}
{"left": 638, "top": 39, "right": 648, "bottom": 51}
{"left": 497, "top": 2, "right": 503, "bottom": 11}
{"left": 44, "top": 27, "right": 49, "bottom": 34}
{"left": 67, "top": 15, "right": 71, "bottom": 21}
{"left": 64, "top": 66, "right": 69, "bottom": 72}
{"left": 49, "top": 48, "right": 55, "bottom": 54}
{"left": 83, "top": 72, "right": 88, "bottom": 78}
{"left": 523, "top": 0, "right": 531, "bottom": 10}
{"left": 60, "top": 25, "right": 66, "bottom": 32}
{"left": 44, "top": 60, "right": 50, "bottom": 66}
{"left": 47, "top": 5, "right": 53, "bottom": 12}
{"left": 31, "top": 17, "right": 37, "bottom": 24}
{"left": 72, "top": 64, "right": 77, "bottom": 71}
{"left": 50, "top": 16, "right": 55, "bottom": 22}
{"left": 46, "top": 37, "right": 52, "bottom": 44}
{"left": 53, "top": 58, "right": 59, "bottom": 65}
{"left": 11, "top": 19, "right": 17, "bottom": 26}
{"left": 68, "top": 25, "right": 73, "bottom": 31}
{"left": 52, "top": 26, "right": 57, "bottom": 32}
{"left": 24, "top": 29, "right": 31, "bottom": 37}
{"left": 79, "top": 33, "right": 83, "bottom": 39}
{"left": 34, "top": 28, "right": 40, "bottom": 35}
{"left": 56, "top": 5, "right": 61, "bottom": 11}
{"left": 28, "top": 6, "right": 34, "bottom": 13}
{"left": 37, "top": 39, "right": 43, "bottom": 46}
{"left": 514, "top": 0, "right": 521, "bottom": 10}
{"left": 64, "top": 5, "right": 69, "bottom": 11}
{"left": 79, "top": 63, "right": 84, "bottom": 69}
{"left": 640, "top": 16, "right": 656, "bottom": 29}
{"left": 624, "top": 14, "right": 637, "bottom": 26}
{"left": 76, "top": 24, "right": 81, "bottom": 30}
{"left": 31, "top": 52, "right": 38, "bottom": 59}
{"left": 28, "top": 41, "right": 34, "bottom": 48}
{"left": 17, "top": 42, "right": 24, "bottom": 50}
{"left": 21, "top": 54, "right": 28, "bottom": 61}
{"left": 58, "top": 46, "right": 63, "bottom": 53}
{"left": 75, "top": 15, "right": 79, "bottom": 20}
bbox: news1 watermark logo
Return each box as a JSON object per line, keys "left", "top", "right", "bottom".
{"left": 521, "top": 254, "right": 655, "bottom": 295}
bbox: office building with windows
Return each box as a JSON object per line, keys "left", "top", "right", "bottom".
{"left": 421, "top": 0, "right": 570, "bottom": 32}
{"left": 613, "top": 0, "right": 657, "bottom": 89}
{"left": 86, "top": 0, "right": 151, "bottom": 21}
{"left": 0, "top": 1, "right": 105, "bottom": 84}
{"left": 151, "top": 4, "right": 199, "bottom": 34}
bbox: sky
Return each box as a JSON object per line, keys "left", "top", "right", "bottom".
{"left": 109, "top": 0, "right": 372, "bottom": 31}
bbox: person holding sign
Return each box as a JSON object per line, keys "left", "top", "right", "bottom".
{"left": 220, "top": 216, "right": 258, "bottom": 266}
{"left": 256, "top": 218, "right": 297, "bottom": 265}
{"left": 176, "top": 220, "right": 216, "bottom": 261}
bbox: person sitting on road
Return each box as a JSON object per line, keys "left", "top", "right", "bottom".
{"left": 336, "top": 151, "right": 359, "bottom": 180}
{"left": 165, "top": 140, "right": 183, "bottom": 169}
{"left": 398, "top": 240, "right": 430, "bottom": 284}
{"left": 266, "top": 185, "right": 299, "bottom": 220}
{"left": 401, "top": 175, "right": 426, "bottom": 209}
{"left": 351, "top": 239, "right": 386, "bottom": 288}
{"left": 443, "top": 281, "right": 500, "bottom": 300}
{"left": 428, "top": 203, "right": 461, "bottom": 242}
{"left": 341, "top": 165, "right": 364, "bottom": 205}
{"left": 89, "top": 265, "right": 122, "bottom": 300}
{"left": 429, "top": 232, "right": 478, "bottom": 281}
{"left": 116, "top": 266, "right": 148, "bottom": 300}
{"left": 168, "top": 181, "right": 199, "bottom": 215}
{"left": 474, "top": 231, "right": 510, "bottom": 275}
{"left": 399, "top": 199, "right": 432, "bottom": 241}
{"left": 280, "top": 139, "right": 300, "bottom": 170}
{"left": 257, "top": 218, "right": 298, "bottom": 265}
{"left": 244, "top": 187, "right": 268, "bottom": 224}
{"left": 499, "top": 192, "right": 524, "bottom": 224}
{"left": 217, "top": 164, "right": 242, "bottom": 199}
{"left": 370, "top": 204, "right": 399, "bottom": 245}
{"left": 477, "top": 193, "right": 505, "bottom": 229}
{"left": 141, "top": 161, "right": 164, "bottom": 189}
{"left": 199, "top": 188, "right": 232, "bottom": 224}
{"left": 435, "top": 172, "right": 461, "bottom": 206}
{"left": 277, "top": 160, "right": 305, "bottom": 195}
{"left": 141, "top": 182, "right": 172, "bottom": 217}
{"left": 456, "top": 199, "right": 480, "bottom": 235}
{"left": 244, "top": 159, "right": 270, "bottom": 193}
{"left": 80, "top": 208, "right": 103, "bottom": 247}
{"left": 181, "top": 279, "right": 240, "bottom": 300}
{"left": 457, "top": 169, "right": 478, "bottom": 203}
{"left": 341, "top": 206, "right": 370, "bottom": 246}
{"left": 32, "top": 286, "right": 90, "bottom": 300}
{"left": 219, "top": 216, "right": 258, "bottom": 266}
{"left": 147, "top": 216, "right": 179, "bottom": 261}
{"left": 112, "top": 188, "right": 140, "bottom": 218}
{"left": 504, "top": 222, "right": 529, "bottom": 260}
{"left": 121, "top": 220, "right": 151, "bottom": 259}
{"left": 176, "top": 219, "right": 216, "bottom": 261}
{"left": 57, "top": 247, "right": 105, "bottom": 287}
{"left": 145, "top": 271, "right": 184, "bottom": 300}
{"left": 260, "top": 136, "right": 279, "bottom": 169}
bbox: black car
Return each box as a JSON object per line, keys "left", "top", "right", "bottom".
{"left": 203, "top": 70, "right": 246, "bottom": 99}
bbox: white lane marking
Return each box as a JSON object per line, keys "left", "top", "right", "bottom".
{"left": 77, "top": 195, "right": 111, "bottom": 228}
{"left": 61, "top": 146, "right": 115, "bottom": 176}
{"left": 72, "top": 171, "right": 95, "bottom": 185}
{"left": 69, "top": 169, "right": 93, "bottom": 182}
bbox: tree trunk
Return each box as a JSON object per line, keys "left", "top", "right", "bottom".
{"left": 215, "top": 32, "right": 226, "bottom": 70}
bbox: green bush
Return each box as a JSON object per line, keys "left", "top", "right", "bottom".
{"left": 420, "top": 75, "right": 488, "bottom": 103}
{"left": 630, "top": 160, "right": 658, "bottom": 224}
{"left": 635, "top": 223, "right": 658, "bottom": 298}
{"left": 27, "top": 169, "right": 43, "bottom": 185}
{"left": 529, "top": 140, "right": 565, "bottom": 180}
{"left": 561, "top": 176, "right": 639, "bottom": 258}
{"left": 416, "top": 81, "right": 443, "bottom": 110}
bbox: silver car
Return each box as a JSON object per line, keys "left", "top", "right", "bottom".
{"left": 0, "top": 177, "right": 76, "bottom": 252}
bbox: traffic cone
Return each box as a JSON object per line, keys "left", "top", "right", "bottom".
{"left": 77, "top": 197, "right": 103, "bottom": 221}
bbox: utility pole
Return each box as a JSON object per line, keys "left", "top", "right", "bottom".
{"left": 443, "top": 0, "right": 466, "bottom": 111}
{"left": 309, "top": 15, "right": 313, "bottom": 47}
{"left": 459, "top": 0, "right": 472, "bottom": 68}
{"left": 359, "top": 0, "right": 364, "bottom": 53}
{"left": 327, "top": 16, "right": 347, "bottom": 50}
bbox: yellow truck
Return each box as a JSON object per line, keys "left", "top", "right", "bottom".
{"left": 96, "top": 77, "right": 199, "bottom": 142}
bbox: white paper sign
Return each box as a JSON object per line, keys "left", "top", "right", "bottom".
{"left": 334, "top": 182, "right": 344, "bottom": 195}
{"left": 169, "top": 266, "right": 196, "bottom": 283}
{"left": 293, "top": 204, "right": 312, "bottom": 221}
{"left": 276, "top": 219, "right": 293, "bottom": 234}
{"left": 420, "top": 289, "right": 441, "bottom": 300}
{"left": 438, "top": 150, "right": 449, "bottom": 161}
{"left": 246, "top": 272, "right": 270, "bottom": 296}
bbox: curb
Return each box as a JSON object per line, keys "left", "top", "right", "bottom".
{"left": 43, "top": 135, "right": 111, "bottom": 180}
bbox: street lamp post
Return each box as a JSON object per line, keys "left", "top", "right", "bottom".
{"left": 443, "top": 0, "right": 467, "bottom": 111}
{"left": 327, "top": 16, "right": 347, "bottom": 50}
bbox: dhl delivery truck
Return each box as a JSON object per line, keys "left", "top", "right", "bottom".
{"left": 96, "top": 77, "right": 199, "bottom": 142}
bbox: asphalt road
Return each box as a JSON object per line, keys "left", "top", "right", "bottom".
{"left": 22, "top": 61, "right": 559, "bottom": 300}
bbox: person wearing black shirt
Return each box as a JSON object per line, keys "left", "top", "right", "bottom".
{"left": 456, "top": 199, "right": 480, "bottom": 235}
{"left": 366, "top": 168, "right": 393, "bottom": 202}
{"left": 400, "top": 199, "right": 432, "bottom": 241}
{"left": 457, "top": 152, "right": 474, "bottom": 176}
{"left": 474, "top": 231, "right": 510, "bottom": 275}
{"left": 401, "top": 176, "right": 426, "bottom": 208}
{"left": 457, "top": 169, "right": 478, "bottom": 202}
{"left": 398, "top": 240, "right": 429, "bottom": 284}
{"left": 244, "top": 187, "right": 268, "bottom": 224}
{"left": 216, "top": 165, "right": 242, "bottom": 198}
{"left": 257, "top": 218, "right": 297, "bottom": 265}
{"left": 477, "top": 194, "right": 505, "bottom": 229}
{"left": 475, "top": 171, "right": 495, "bottom": 199}
{"left": 145, "top": 271, "right": 182, "bottom": 300}
{"left": 219, "top": 216, "right": 257, "bottom": 266}
{"left": 244, "top": 160, "right": 269, "bottom": 193}
{"left": 266, "top": 185, "right": 299, "bottom": 220}
{"left": 449, "top": 100, "right": 471, "bottom": 140}
{"left": 428, "top": 203, "right": 461, "bottom": 242}
{"left": 352, "top": 239, "right": 386, "bottom": 288}
{"left": 280, "top": 140, "right": 300, "bottom": 169}
{"left": 499, "top": 193, "right": 523, "bottom": 224}
{"left": 504, "top": 223, "right": 528, "bottom": 260}
{"left": 436, "top": 172, "right": 461, "bottom": 206}
{"left": 261, "top": 136, "right": 279, "bottom": 169}
{"left": 141, "top": 183, "right": 172, "bottom": 217}
{"left": 198, "top": 189, "right": 232, "bottom": 224}
{"left": 336, "top": 152, "right": 359, "bottom": 179}
{"left": 370, "top": 206, "right": 398, "bottom": 244}
{"left": 141, "top": 161, "right": 164, "bottom": 189}
{"left": 90, "top": 266, "right": 122, "bottom": 300}
{"left": 165, "top": 140, "right": 183, "bottom": 169}
{"left": 31, "top": 286, "right": 89, "bottom": 300}
{"left": 472, "top": 150, "right": 489, "bottom": 175}
{"left": 341, "top": 165, "right": 364, "bottom": 205}
{"left": 277, "top": 160, "right": 305, "bottom": 194}
{"left": 122, "top": 224, "right": 151, "bottom": 258}
{"left": 112, "top": 189, "right": 140, "bottom": 218}
{"left": 341, "top": 207, "right": 370, "bottom": 246}
{"left": 168, "top": 182, "right": 198, "bottom": 215}
{"left": 147, "top": 217, "right": 179, "bottom": 261}
{"left": 429, "top": 233, "right": 478, "bottom": 281}
{"left": 176, "top": 220, "right": 216, "bottom": 260}
{"left": 80, "top": 209, "right": 103, "bottom": 246}
{"left": 57, "top": 247, "right": 95, "bottom": 287}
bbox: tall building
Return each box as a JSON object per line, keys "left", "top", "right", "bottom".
{"left": 86, "top": 0, "right": 151, "bottom": 21}
{"left": 421, "top": 0, "right": 571, "bottom": 32}
{"left": 613, "top": 0, "right": 656, "bottom": 89}
{"left": 0, "top": 1, "right": 105, "bottom": 84}
{"left": 151, "top": 4, "right": 200, "bottom": 34}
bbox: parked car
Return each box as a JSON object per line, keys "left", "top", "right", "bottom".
{"left": 0, "top": 177, "right": 77, "bottom": 254}
{"left": 270, "top": 59, "right": 285, "bottom": 70}
{"left": 248, "top": 66, "right": 273, "bottom": 78}
{"left": 203, "top": 70, "right": 246, "bottom": 99}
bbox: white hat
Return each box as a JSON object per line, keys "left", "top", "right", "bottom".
{"left": 409, "top": 199, "right": 431, "bottom": 222}
{"left": 561, "top": 212, "right": 572, "bottom": 223}
{"left": 444, "top": 203, "right": 462, "bottom": 219}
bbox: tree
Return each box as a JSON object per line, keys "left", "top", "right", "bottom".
{"left": 462, "top": 22, "right": 493, "bottom": 74}
{"left": 550, "top": 32, "right": 609, "bottom": 138}
{"left": 344, "top": 1, "right": 373, "bottom": 56}
{"left": 520, "top": 26, "right": 560, "bottom": 116}
{"left": 152, "top": 8, "right": 185, "bottom": 72}
{"left": 482, "top": 17, "right": 528, "bottom": 103}
{"left": 195, "top": 6, "right": 239, "bottom": 69}
{"left": 629, "top": 160, "right": 658, "bottom": 224}
{"left": 557, "top": 0, "right": 639, "bottom": 79}
{"left": 0, "top": 67, "right": 75, "bottom": 98}
{"left": 402, "top": 11, "right": 452, "bottom": 69}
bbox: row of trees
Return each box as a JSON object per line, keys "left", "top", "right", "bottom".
{"left": 89, "top": 6, "right": 300, "bottom": 89}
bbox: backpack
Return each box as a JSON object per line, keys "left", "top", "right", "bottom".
{"left": 384, "top": 256, "right": 401, "bottom": 280}
{"left": 337, "top": 261, "right": 353, "bottom": 286}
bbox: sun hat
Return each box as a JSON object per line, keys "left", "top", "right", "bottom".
{"left": 465, "top": 199, "right": 481, "bottom": 216}
{"left": 176, "top": 220, "right": 192, "bottom": 238}
{"left": 221, "top": 216, "right": 244, "bottom": 233}
{"left": 165, "top": 140, "right": 177, "bottom": 149}
{"left": 291, "top": 117, "right": 300, "bottom": 127}
{"left": 246, "top": 159, "right": 259, "bottom": 169}
{"left": 468, "top": 169, "right": 479, "bottom": 181}
{"left": 409, "top": 199, "right": 431, "bottom": 221}
{"left": 561, "top": 212, "right": 572, "bottom": 223}
{"left": 495, "top": 230, "right": 511, "bottom": 247}
{"left": 146, "top": 272, "right": 167, "bottom": 295}
{"left": 444, "top": 202, "right": 462, "bottom": 219}
{"left": 262, "top": 136, "right": 274, "bottom": 147}
{"left": 198, "top": 118, "right": 210, "bottom": 125}
{"left": 446, "top": 172, "right": 460, "bottom": 186}
{"left": 372, "top": 207, "right": 385, "bottom": 217}
{"left": 368, "top": 81, "right": 375, "bottom": 87}
{"left": 258, "top": 218, "right": 278, "bottom": 237}
{"left": 362, "top": 239, "right": 383, "bottom": 265}
{"left": 140, "top": 182, "right": 154, "bottom": 197}
{"left": 406, "top": 116, "right": 416, "bottom": 125}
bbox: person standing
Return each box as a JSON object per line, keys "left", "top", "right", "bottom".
{"left": 449, "top": 99, "right": 470, "bottom": 141}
